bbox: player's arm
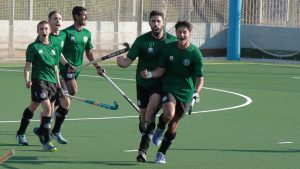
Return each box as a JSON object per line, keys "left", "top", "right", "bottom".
{"left": 140, "top": 66, "right": 166, "bottom": 79}
{"left": 60, "top": 54, "right": 77, "bottom": 73}
{"left": 116, "top": 55, "right": 133, "bottom": 68}
{"left": 24, "top": 62, "right": 32, "bottom": 88}
{"left": 194, "top": 76, "right": 204, "bottom": 93}
{"left": 86, "top": 48, "right": 104, "bottom": 76}
{"left": 54, "top": 65, "right": 62, "bottom": 89}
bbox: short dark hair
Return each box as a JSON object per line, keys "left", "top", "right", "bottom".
{"left": 149, "top": 10, "right": 164, "bottom": 20}
{"left": 37, "top": 20, "right": 48, "bottom": 31}
{"left": 48, "top": 10, "right": 61, "bottom": 20}
{"left": 175, "top": 20, "right": 193, "bottom": 31}
{"left": 72, "top": 6, "right": 87, "bottom": 20}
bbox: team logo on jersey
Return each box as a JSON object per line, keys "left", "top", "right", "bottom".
{"left": 38, "top": 50, "right": 43, "bottom": 54}
{"left": 61, "top": 41, "right": 64, "bottom": 48}
{"left": 183, "top": 59, "right": 190, "bottom": 66}
{"left": 83, "top": 36, "right": 88, "bottom": 43}
{"left": 148, "top": 47, "right": 153, "bottom": 53}
{"left": 40, "top": 92, "right": 46, "bottom": 99}
{"left": 51, "top": 49, "right": 56, "bottom": 56}
{"left": 169, "top": 56, "right": 174, "bottom": 61}
{"left": 71, "top": 36, "right": 75, "bottom": 42}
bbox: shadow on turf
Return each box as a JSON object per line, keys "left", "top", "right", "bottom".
{"left": 2, "top": 156, "right": 139, "bottom": 166}
{"left": 172, "top": 148, "right": 300, "bottom": 153}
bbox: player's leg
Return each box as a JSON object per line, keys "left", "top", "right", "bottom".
{"left": 65, "top": 78, "right": 78, "bottom": 96}
{"left": 153, "top": 93, "right": 176, "bottom": 146}
{"left": 137, "top": 92, "right": 161, "bottom": 162}
{"left": 16, "top": 102, "right": 39, "bottom": 146}
{"left": 52, "top": 79, "right": 71, "bottom": 144}
{"left": 155, "top": 102, "right": 186, "bottom": 164}
{"left": 39, "top": 99, "right": 57, "bottom": 152}
{"left": 136, "top": 84, "right": 149, "bottom": 162}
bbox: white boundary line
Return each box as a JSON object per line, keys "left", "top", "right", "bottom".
{"left": 0, "top": 67, "right": 252, "bottom": 124}
{"left": 292, "top": 77, "right": 300, "bottom": 80}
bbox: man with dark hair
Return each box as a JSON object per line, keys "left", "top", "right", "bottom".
{"left": 52, "top": 6, "right": 105, "bottom": 143}
{"left": 116, "top": 10, "right": 177, "bottom": 162}
{"left": 141, "top": 20, "right": 204, "bottom": 164}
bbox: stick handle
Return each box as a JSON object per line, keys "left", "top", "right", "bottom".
{"left": 103, "top": 73, "right": 139, "bottom": 113}
{"left": 81, "top": 42, "right": 130, "bottom": 68}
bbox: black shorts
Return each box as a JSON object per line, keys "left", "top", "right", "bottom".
{"left": 136, "top": 82, "right": 163, "bottom": 108}
{"left": 31, "top": 79, "right": 57, "bottom": 103}
{"left": 161, "top": 92, "right": 189, "bottom": 118}
{"left": 60, "top": 69, "right": 77, "bottom": 83}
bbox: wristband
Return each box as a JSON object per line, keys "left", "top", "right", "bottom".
{"left": 146, "top": 71, "right": 153, "bottom": 79}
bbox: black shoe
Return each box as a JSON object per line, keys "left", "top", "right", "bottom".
{"left": 136, "top": 151, "right": 147, "bottom": 162}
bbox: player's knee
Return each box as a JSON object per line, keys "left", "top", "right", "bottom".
{"left": 68, "top": 89, "right": 77, "bottom": 96}
{"left": 164, "top": 131, "right": 176, "bottom": 142}
{"left": 23, "top": 108, "right": 34, "bottom": 120}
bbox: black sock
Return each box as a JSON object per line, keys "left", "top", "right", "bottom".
{"left": 138, "top": 121, "right": 156, "bottom": 153}
{"left": 40, "top": 116, "right": 52, "bottom": 143}
{"left": 157, "top": 114, "right": 167, "bottom": 130}
{"left": 158, "top": 132, "right": 177, "bottom": 155}
{"left": 52, "top": 106, "right": 69, "bottom": 133}
{"left": 17, "top": 108, "right": 34, "bottom": 135}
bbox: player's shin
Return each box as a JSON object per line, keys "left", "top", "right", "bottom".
{"left": 17, "top": 108, "right": 34, "bottom": 135}
{"left": 40, "top": 116, "right": 52, "bottom": 143}
{"left": 158, "top": 131, "right": 176, "bottom": 155}
{"left": 52, "top": 106, "right": 69, "bottom": 133}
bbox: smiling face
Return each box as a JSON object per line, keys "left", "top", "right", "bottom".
{"left": 149, "top": 15, "right": 165, "bottom": 38}
{"left": 49, "top": 12, "right": 62, "bottom": 33}
{"left": 75, "top": 10, "right": 88, "bottom": 26}
{"left": 176, "top": 26, "right": 191, "bottom": 49}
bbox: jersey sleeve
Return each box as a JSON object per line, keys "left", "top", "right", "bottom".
{"left": 127, "top": 38, "right": 140, "bottom": 61}
{"left": 25, "top": 44, "right": 35, "bottom": 62}
{"left": 193, "top": 48, "right": 204, "bottom": 77}
{"left": 85, "top": 31, "right": 93, "bottom": 50}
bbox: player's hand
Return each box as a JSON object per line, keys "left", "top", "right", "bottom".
{"left": 25, "top": 81, "right": 32, "bottom": 88}
{"left": 96, "top": 66, "right": 105, "bottom": 77}
{"left": 57, "top": 87, "right": 65, "bottom": 99}
{"left": 192, "top": 91, "right": 200, "bottom": 103}
{"left": 140, "top": 69, "right": 152, "bottom": 79}
{"left": 65, "top": 63, "right": 77, "bottom": 73}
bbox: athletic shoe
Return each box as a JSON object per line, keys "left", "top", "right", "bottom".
{"left": 152, "top": 128, "right": 164, "bottom": 146}
{"left": 155, "top": 152, "right": 166, "bottom": 164}
{"left": 43, "top": 141, "right": 57, "bottom": 152}
{"left": 51, "top": 132, "right": 68, "bottom": 144}
{"left": 136, "top": 151, "right": 147, "bottom": 162}
{"left": 33, "top": 127, "right": 44, "bottom": 144}
{"left": 16, "top": 134, "right": 28, "bottom": 146}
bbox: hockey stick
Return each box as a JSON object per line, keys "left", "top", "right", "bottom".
{"left": 102, "top": 73, "right": 140, "bottom": 113}
{"left": 187, "top": 98, "right": 196, "bottom": 115}
{"left": 81, "top": 42, "right": 130, "bottom": 68}
{"left": 64, "top": 94, "right": 119, "bottom": 110}
{"left": 0, "top": 150, "right": 15, "bottom": 164}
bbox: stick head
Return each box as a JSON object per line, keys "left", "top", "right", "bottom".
{"left": 112, "top": 101, "right": 119, "bottom": 110}
{"left": 122, "top": 42, "right": 130, "bottom": 51}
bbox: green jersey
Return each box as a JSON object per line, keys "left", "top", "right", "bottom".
{"left": 60, "top": 25, "right": 93, "bottom": 76}
{"left": 158, "top": 41, "right": 203, "bottom": 103}
{"left": 26, "top": 38, "right": 60, "bottom": 83}
{"left": 49, "top": 31, "right": 66, "bottom": 55}
{"left": 127, "top": 32, "right": 177, "bottom": 87}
